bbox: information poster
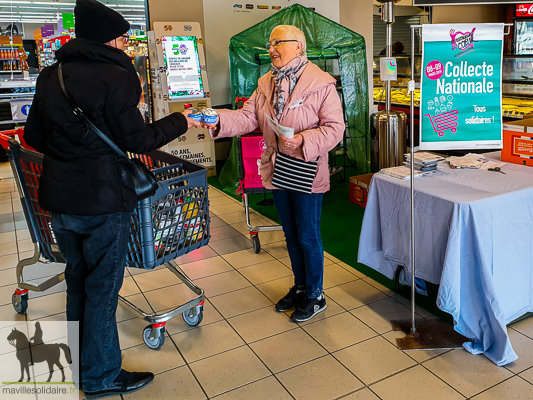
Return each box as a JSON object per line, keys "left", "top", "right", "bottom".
{"left": 161, "top": 36, "right": 204, "bottom": 99}
{"left": 420, "top": 23, "right": 504, "bottom": 150}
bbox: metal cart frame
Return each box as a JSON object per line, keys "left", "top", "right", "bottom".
{"left": 8, "top": 139, "right": 209, "bottom": 350}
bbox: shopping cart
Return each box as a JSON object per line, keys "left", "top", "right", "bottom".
{"left": 0, "top": 127, "right": 34, "bottom": 151}
{"left": 235, "top": 97, "right": 283, "bottom": 254}
{"left": 424, "top": 110, "right": 458, "bottom": 137}
{"left": 7, "top": 139, "right": 209, "bottom": 350}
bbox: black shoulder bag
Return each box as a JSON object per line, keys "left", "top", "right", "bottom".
{"left": 57, "top": 62, "right": 158, "bottom": 201}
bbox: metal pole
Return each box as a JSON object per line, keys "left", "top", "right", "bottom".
{"left": 384, "top": 1, "right": 393, "bottom": 113}
{"left": 409, "top": 25, "right": 417, "bottom": 335}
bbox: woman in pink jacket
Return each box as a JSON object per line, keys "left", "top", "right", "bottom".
{"left": 205, "top": 25, "right": 345, "bottom": 322}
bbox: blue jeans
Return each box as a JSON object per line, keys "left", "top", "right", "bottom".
{"left": 52, "top": 212, "right": 131, "bottom": 392}
{"left": 272, "top": 190, "right": 324, "bottom": 299}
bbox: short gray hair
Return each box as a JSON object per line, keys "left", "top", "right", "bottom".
{"left": 271, "top": 25, "right": 307, "bottom": 56}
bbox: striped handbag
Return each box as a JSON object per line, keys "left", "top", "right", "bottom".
{"left": 272, "top": 151, "right": 318, "bottom": 194}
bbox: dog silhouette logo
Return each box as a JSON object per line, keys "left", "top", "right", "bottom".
{"left": 7, "top": 322, "right": 72, "bottom": 383}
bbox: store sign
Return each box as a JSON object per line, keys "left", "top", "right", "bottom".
{"left": 10, "top": 100, "right": 32, "bottom": 122}
{"left": 33, "top": 29, "right": 42, "bottom": 41}
{"left": 41, "top": 24, "right": 54, "bottom": 38}
{"left": 516, "top": 4, "right": 533, "bottom": 17}
{"left": 420, "top": 23, "right": 504, "bottom": 150}
{"left": 62, "top": 13, "right": 74, "bottom": 30}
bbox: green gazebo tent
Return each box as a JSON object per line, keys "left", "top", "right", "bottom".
{"left": 218, "top": 3, "right": 369, "bottom": 191}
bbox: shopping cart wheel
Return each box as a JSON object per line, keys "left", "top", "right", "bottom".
{"left": 183, "top": 306, "right": 203, "bottom": 326}
{"left": 142, "top": 325, "right": 165, "bottom": 350}
{"left": 12, "top": 293, "right": 28, "bottom": 314}
{"left": 251, "top": 234, "right": 261, "bottom": 254}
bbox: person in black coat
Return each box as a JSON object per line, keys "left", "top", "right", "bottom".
{"left": 24, "top": 0, "right": 198, "bottom": 397}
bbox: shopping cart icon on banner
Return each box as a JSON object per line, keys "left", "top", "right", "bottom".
{"left": 424, "top": 110, "right": 458, "bottom": 137}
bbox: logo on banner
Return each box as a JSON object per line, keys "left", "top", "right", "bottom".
{"left": 183, "top": 25, "right": 192, "bottom": 31}
{"left": 516, "top": 4, "right": 533, "bottom": 17}
{"left": 259, "top": 139, "right": 267, "bottom": 151}
{"left": 450, "top": 28, "right": 476, "bottom": 58}
{"left": 178, "top": 135, "right": 187, "bottom": 142}
{"left": 163, "top": 25, "right": 173, "bottom": 31}
{"left": 178, "top": 44, "right": 188, "bottom": 55}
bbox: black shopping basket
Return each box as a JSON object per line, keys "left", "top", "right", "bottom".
{"left": 8, "top": 139, "right": 209, "bottom": 350}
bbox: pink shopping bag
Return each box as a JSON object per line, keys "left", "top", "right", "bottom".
{"left": 241, "top": 136, "right": 266, "bottom": 189}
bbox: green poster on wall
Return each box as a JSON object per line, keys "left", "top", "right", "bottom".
{"left": 420, "top": 23, "right": 504, "bottom": 150}
{"left": 62, "top": 13, "right": 74, "bottom": 30}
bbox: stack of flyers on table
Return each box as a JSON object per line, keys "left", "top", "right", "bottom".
{"left": 446, "top": 153, "right": 486, "bottom": 169}
{"left": 404, "top": 152, "right": 445, "bottom": 172}
{"left": 379, "top": 166, "right": 427, "bottom": 181}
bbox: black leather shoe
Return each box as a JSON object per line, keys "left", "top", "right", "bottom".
{"left": 84, "top": 370, "right": 154, "bottom": 398}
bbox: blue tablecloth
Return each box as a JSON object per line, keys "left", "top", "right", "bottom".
{"left": 357, "top": 160, "right": 533, "bottom": 366}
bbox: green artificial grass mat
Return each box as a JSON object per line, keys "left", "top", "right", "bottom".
{"left": 208, "top": 165, "right": 452, "bottom": 324}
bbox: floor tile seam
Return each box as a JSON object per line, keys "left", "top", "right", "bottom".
{"left": 506, "top": 324, "right": 533, "bottom": 343}
{"left": 179, "top": 342, "right": 250, "bottom": 366}
{"left": 207, "top": 301, "right": 274, "bottom": 321}
{"left": 402, "top": 345, "right": 453, "bottom": 365}
{"left": 195, "top": 292, "right": 298, "bottom": 399}
{"left": 300, "top": 299, "right": 382, "bottom": 337}
{"left": 0, "top": 250, "right": 18, "bottom": 259}
{"left": 340, "top": 295, "right": 401, "bottom": 314}
{"left": 516, "top": 373, "right": 533, "bottom": 386}
{"left": 335, "top": 386, "right": 384, "bottom": 400}
{"left": 322, "top": 275, "right": 361, "bottom": 291}
{"left": 130, "top": 279, "right": 185, "bottom": 294}
{"left": 419, "top": 362, "right": 471, "bottom": 398}
{"left": 228, "top": 323, "right": 300, "bottom": 346}
{"left": 4, "top": 271, "right": 65, "bottom": 287}
{"left": 516, "top": 364, "right": 533, "bottom": 379}
{"left": 207, "top": 375, "right": 296, "bottom": 400}
{"left": 464, "top": 374, "right": 522, "bottom": 399}
{"left": 326, "top": 332, "right": 384, "bottom": 356}
{"left": 236, "top": 271, "right": 294, "bottom": 287}
{"left": 164, "top": 335, "right": 210, "bottom": 400}
{"left": 227, "top": 255, "right": 281, "bottom": 270}
{"left": 269, "top": 352, "right": 332, "bottom": 376}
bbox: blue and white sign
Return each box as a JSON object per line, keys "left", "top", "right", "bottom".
{"left": 10, "top": 100, "right": 32, "bottom": 122}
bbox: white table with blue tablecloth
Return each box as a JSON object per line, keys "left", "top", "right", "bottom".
{"left": 357, "top": 158, "right": 533, "bottom": 366}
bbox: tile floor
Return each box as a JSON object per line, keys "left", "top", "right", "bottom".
{"left": 1, "top": 161, "right": 533, "bottom": 399}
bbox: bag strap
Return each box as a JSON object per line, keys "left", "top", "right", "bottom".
{"left": 57, "top": 62, "right": 132, "bottom": 163}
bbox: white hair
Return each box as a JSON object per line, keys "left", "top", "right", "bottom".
{"left": 271, "top": 25, "right": 307, "bottom": 56}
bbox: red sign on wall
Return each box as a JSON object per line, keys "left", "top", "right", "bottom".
{"left": 516, "top": 4, "right": 533, "bottom": 17}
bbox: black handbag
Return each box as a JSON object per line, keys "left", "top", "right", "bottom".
{"left": 57, "top": 63, "right": 158, "bottom": 201}
{"left": 271, "top": 141, "right": 318, "bottom": 195}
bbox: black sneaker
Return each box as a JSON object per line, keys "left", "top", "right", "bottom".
{"left": 84, "top": 369, "right": 154, "bottom": 398}
{"left": 290, "top": 294, "right": 327, "bottom": 322}
{"left": 275, "top": 285, "right": 306, "bottom": 312}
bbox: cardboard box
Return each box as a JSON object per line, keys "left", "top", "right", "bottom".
{"left": 502, "top": 119, "right": 533, "bottom": 167}
{"left": 349, "top": 173, "right": 375, "bottom": 208}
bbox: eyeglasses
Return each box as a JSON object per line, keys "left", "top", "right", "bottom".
{"left": 122, "top": 35, "right": 129, "bottom": 44}
{"left": 266, "top": 39, "right": 298, "bottom": 50}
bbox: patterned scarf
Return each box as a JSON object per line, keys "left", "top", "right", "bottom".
{"left": 271, "top": 55, "right": 308, "bottom": 120}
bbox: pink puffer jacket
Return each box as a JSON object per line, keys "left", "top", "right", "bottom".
{"left": 212, "top": 62, "right": 345, "bottom": 193}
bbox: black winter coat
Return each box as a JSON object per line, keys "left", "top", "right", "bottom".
{"left": 24, "top": 38, "right": 188, "bottom": 216}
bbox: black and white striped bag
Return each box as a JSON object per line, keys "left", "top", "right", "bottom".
{"left": 272, "top": 152, "right": 318, "bottom": 195}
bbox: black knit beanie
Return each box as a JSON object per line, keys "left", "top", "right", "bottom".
{"left": 75, "top": 0, "right": 130, "bottom": 44}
